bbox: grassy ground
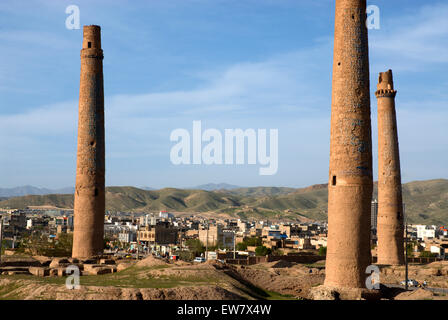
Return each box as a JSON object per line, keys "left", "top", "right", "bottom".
{"left": 304, "top": 262, "right": 326, "bottom": 268}
{"left": 263, "top": 290, "right": 297, "bottom": 300}
{"left": 0, "top": 263, "right": 299, "bottom": 300}
{"left": 1, "top": 265, "right": 218, "bottom": 289}
{"left": 0, "top": 282, "right": 23, "bottom": 300}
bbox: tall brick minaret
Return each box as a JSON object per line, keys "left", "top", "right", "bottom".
{"left": 325, "top": 0, "right": 373, "bottom": 288}
{"left": 375, "top": 70, "right": 405, "bottom": 265}
{"left": 72, "top": 25, "right": 105, "bottom": 258}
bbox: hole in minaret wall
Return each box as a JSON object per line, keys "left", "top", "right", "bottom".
{"left": 332, "top": 176, "right": 337, "bottom": 186}
{"left": 94, "top": 188, "right": 99, "bottom": 197}
{"left": 88, "top": 42, "right": 92, "bottom": 48}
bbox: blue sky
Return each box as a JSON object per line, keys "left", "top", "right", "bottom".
{"left": 0, "top": 0, "right": 447, "bottom": 189}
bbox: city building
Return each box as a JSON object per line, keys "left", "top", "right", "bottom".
{"left": 371, "top": 199, "right": 378, "bottom": 230}
{"left": 416, "top": 225, "right": 437, "bottom": 240}
{"left": 159, "top": 211, "right": 174, "bottom": 219}
{"left": 138, "top": 221, "right": 178, "bottom": 245}
{"left": 119, "top": 230, "right": 137, "bottom": 243}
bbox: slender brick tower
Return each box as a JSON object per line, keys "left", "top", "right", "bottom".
{"left": 72, "top": 25, "right": 105, "bottom": 258}
{"left": 375, "top": 70, "right": 405, "bottom": 265}
{"left": 325, "top": 0, "right": 373, "bottom": 288}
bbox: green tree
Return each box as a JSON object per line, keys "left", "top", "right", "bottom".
{"left": 406, "top": 243, "right": 414, "bottom": 258}
{"left": 53, "top": 233, "right": 73, "bottom": 257}
{"left": 185, "top": 239, "right": 205, "bottom": 256}
{"left": 255, "top": 246, "right": 271, "bottom": 256}
{"left": 236, "top": 242, "right": 247, "bottom": 251}
{"left": 271, "top": 248, "right": 284, "bottom": 256}
{"left": 244, "top": 237, "right": 262, "bottom": 247}
{"left": 318, "top": 246, "right": 327, "bottom": 256}
{"left": 19, "top": 232, "right": 73, "bottom": 257}
{"left": 419, "top": 251, "right": 438, "bottom": 258}
{"left": 0, "top": 239, "right": 9, "bottom": 255}
{"left": 173, "top": 250, "right": 194, "bottom": 261}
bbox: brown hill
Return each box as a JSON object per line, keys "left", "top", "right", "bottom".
{"left": 0, "top": 179, "right": 446, "bottom": 225}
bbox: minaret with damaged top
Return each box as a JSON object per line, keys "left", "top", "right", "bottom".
{"left": 376, "top": 69, "right": 405, "bottom": 266}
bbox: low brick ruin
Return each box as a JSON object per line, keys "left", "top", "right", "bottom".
{"left": 0, "top": 255, "right": 118, "bottom": 277}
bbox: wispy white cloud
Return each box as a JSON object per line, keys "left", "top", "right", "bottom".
{"left": 0, "top": 43, "right": 333, "bottom": 187}
{"left": 370, "top": 2, "right": 448, "bottom": 71}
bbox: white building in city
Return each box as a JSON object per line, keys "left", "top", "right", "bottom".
{"left": 140, "top": 214, "right": 158, "bottom": 226}
{"left": 159, "top": 211, "right": 174, "bottom": 219}
{"left": 430, "top": 245, "right": 446, "bottom": 259}
{"left": 119, "top": 230, "right": 137, "bottom": 243}
{"left": 416, "top": 225, "right": 436, "bottom": 240}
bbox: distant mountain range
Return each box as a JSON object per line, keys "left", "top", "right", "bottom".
{"left": 192, "top": 183, "right": 242, "bottom": 191}
{"left": 140, "top": 183, "right": 243, "bottom": 191}
{"left": 0, "top": 183, "right": 243, "bottom": 197}
{"left": 0, "top": 186, "right": 75, "bottom": 198}
{"left": 0, "top": 179, "right": 447, "bottom": 225}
